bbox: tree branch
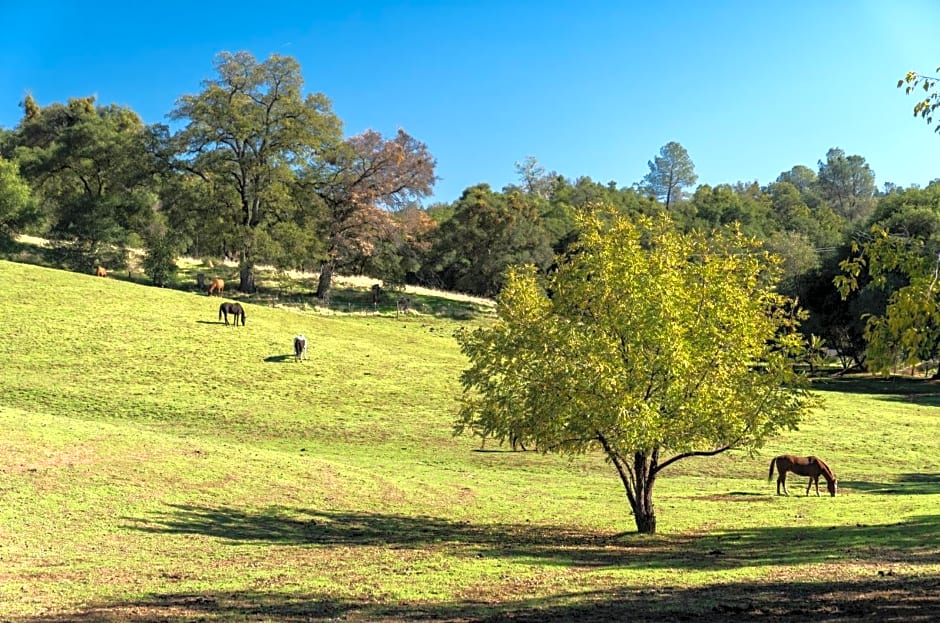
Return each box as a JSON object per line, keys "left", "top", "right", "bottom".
{"left": 655, "top": 443, "right": 736, "bottom": 474}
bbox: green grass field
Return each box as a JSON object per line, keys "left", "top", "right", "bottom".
{"left": 1, "top": 259, "right": 939, "bottom": 622}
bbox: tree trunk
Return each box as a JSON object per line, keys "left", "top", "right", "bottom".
{"left": 316, "top": 260, "right": 334, "bottom": 299}
{"left": 632, "top": 475, "right": 657, "bottom": 534}
{"left": 630, "top": 450, "right": 658, "bottom": 534}
{"left": 239, "top": 264, "right": 256, "bottom": 293}
{"left": 599, "top": 436, "right": 660, "bottom": 534}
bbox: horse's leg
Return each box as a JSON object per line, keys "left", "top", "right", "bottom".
{"left": 777, "top": 472, "right": 788, "bottom": 496}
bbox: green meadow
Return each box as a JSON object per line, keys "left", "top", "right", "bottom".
{"left": 1, "top": 259, "right": 939, "bottom": 622}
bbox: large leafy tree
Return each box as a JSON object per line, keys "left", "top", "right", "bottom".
{"left": 816, "top": 148, "right": 876, "bottom": 223}
{"left": 12, "top": 95, "right": 158, "bottom": 267}
{"left": 638, "top": 141, "right": 698, "bottom": 210}
{"left": 836, "top": 183, "right": 940, "bottom": 375}
{"left": 168, "top": 51, "right": 343, "bottom": 292}
{"left": 456, "top": 211, "right": 814, "bottom": 534}
{"left": 427, "top": 184, "right": 554, "bottom": 296}
{"left": 304, "top": 128, "right": 436, "bottom": 299}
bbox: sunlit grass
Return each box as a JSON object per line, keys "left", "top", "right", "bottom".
{"left": 1, "top": 259, "right": 939, "bottom": 621}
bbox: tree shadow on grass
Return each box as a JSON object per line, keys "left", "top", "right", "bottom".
{"left": 841, "top": 473, "right": 940, "bottom": 495}
{"left": 21, "top": 574, "right": 940, "bottom": 622}
{"left": 812, "top": 375, "right": 940, "bottom": 408}
{"left": 122, "top": 505, "right": 940, "bottom": 570}
{"left": 812, "top": 375, "right": 940, "bottom": 396}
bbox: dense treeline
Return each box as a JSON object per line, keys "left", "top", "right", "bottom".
{"left": 2, "top": 50, "right": 940, "bottom": 371}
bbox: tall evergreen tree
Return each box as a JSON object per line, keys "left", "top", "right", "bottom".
{"left": 639, "top": 141, "right": 698, "bottom": 209}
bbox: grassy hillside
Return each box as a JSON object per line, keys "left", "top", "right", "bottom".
{"left": 1, "top": 259, "right": 939, "bottom": 622}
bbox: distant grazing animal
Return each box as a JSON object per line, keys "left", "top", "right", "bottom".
{"left": 768, "top": 454, "right": 838, "bottom": 497}
{"left": 208, "top": 278, "right": 225, "bottom": 297}
{"left": 96, "top": 266, "right": 108, "bottom": 277}
{"left": 293, "top": 335, "right": 308, "bottom": 362}
{"left": 219, "top": 302, "right": 246, "bottom": 326}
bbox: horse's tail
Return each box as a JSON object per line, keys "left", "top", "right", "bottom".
{"left": 219, "top": 304, "right": 224, "bottom": 320}
{"left": 768, "top": 456, "right": 777, "bottom": 481}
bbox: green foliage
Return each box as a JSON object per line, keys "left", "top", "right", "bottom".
{"left": 0, "top": 156, "right": 37, "bottom": 240}
{"left": 767, "top": 180, "right": 845, "bottom": 249}
{"left": 456, "top": 210, "right": 816, "bottom": 533}
{"left": 639, "top": 141, "right": 698, "bottom": 209}
{"left": 900, "top": 68, "right": 940, "bottom": 131}
{"left": 140, "top": 216, "right": 182, "bottom": 287}
{"left": 427, "top": 184, "right": 554, "bottom": 296}
{"left": 834, "top": 183, "right": 940, "bottom": 373}
{"left": 168, "top": 51, "right": 344, "bottom": 292}
{"left": 816, "top": 148, "right": 876, "bottom": 222}
{"left": 688, "top": 182, "right": 773, "bottom": 237}
{"left": 10, "top": 96, "right": 159, "bottom": 254}
{"left": 837, "top": 222, "right": 940, "bottom": 374}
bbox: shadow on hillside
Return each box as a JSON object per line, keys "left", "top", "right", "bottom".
{"left": 841, "top": 473, "right": 940, "bottom": 495}
{"left": 21, "top": 574, "right": 940, "bottom": 622}
{"left": 122, "top": 505, "right": 940, "bottom": 570}
{"left": 263, "top": 354, "right": 294, "bottom": 363}
{"left": 2, "top": 237, "right": 492, "bottom": 321}
{"left": 812, "top": 375, "right": 940, "bottom": 397}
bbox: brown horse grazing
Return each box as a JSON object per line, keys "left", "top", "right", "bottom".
{"left": 208, "top": 278, "right": 224, "bottom": 297}
{"left": 96, "top": 266, "right": 108, "bottom": 277}
{"left": 769, "top": 455, "right": 838, "bottom": 497}
{"left": 219, "top": 302, "right": 246, "bottom": 326}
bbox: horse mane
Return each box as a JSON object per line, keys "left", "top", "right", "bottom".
{"left": 813, "top": 456, "right": 835, "bottom": 481}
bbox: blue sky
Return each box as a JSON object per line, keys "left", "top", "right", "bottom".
{"left": 3, "top": 1, "right": 940, "bottom": 204}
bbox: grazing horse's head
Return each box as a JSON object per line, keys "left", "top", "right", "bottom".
{"left": 827, "top": 478, "right": 838, "bottom": 497}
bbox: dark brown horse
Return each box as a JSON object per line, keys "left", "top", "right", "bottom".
{"left": 769, "top": 454, "right": 837, "bottom": 497}
{"left": 219, "top": 302, "right": 246, "bottom": 326}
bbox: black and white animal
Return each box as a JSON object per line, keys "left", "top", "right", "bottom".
{"left": 293, "top": 334, "right": 308, "bottom": 362}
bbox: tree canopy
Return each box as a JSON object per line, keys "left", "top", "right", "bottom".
{"left": 0, "top": 156, "right": 35, "bottom": 241}
{"left": 11, "top": 96, "right": 158, "bottom": 267}
{"left": 456, "top": 211, "right": 815, "bottom": 533}
{"left": 167, "top": 51, "right": 343, "bottom": 292}
{"left": 639, "top": 141, "right": 698, "bottom": 210}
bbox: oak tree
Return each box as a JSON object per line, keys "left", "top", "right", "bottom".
{"left": 305, "top": 128, "right": 435, "bottom": 299}
{"left": 169, "top": 51, "right": 342, "bottom": 292}
{"left": 12, "top": 96, "right": 158, "bottom": 267}
{"left": 456, "top": 211, "right": 814, "bottom": 533}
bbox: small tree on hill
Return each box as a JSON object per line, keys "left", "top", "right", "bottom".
{"left": 456, "top": 211, "right": 816, "bottom": 534}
